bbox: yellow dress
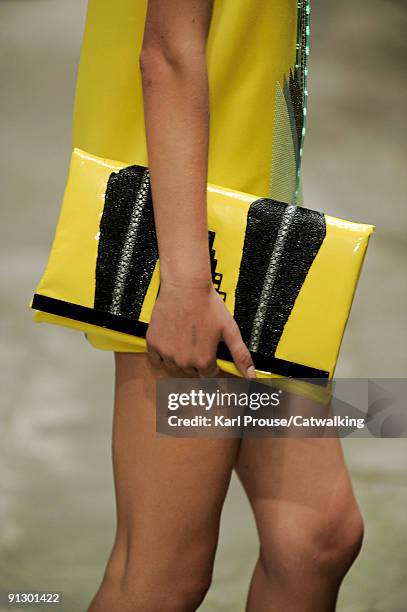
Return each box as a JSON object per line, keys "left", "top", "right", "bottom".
{"left": 71, "top": 0, "right": 311, "bottom": 352}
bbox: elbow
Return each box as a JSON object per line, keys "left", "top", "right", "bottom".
{"left": 139, "top": 42, "right": 206, "bottom": 79}
{"left": 138, "top": 46, "right": 165, "bottom": 77}
{"left": 139, "top": 45, "right": 156, "bottom": 72}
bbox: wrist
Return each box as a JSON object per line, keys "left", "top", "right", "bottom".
{"left": 160, "top": 277, "right": 213, "bottom": 291}
{"left": 159, "top": 251, "right": 212, "bottom": 287}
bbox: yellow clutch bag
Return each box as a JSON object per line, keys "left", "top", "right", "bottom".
{"left": 30, "top": 148, "right": 374, "bottom": 381}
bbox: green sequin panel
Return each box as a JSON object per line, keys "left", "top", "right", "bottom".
{"left": 269, "top": 0, "right": 310, "bottom": 206}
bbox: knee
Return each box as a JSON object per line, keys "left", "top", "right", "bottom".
{"left": 261, "top": 502, "right": 364, "bottom": 581}
{"left": 311, "top": 504, "right": 364, "bottom": 576}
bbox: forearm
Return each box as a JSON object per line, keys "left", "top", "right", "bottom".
{"left": 140, "top": 6, "right": 214, "bottom": 286}
{"left": 140, "top": 1, "right": 254, "bottom": 379}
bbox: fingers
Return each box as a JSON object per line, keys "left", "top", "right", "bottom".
{"left": 147, "top": 344, "right": 163, "bottom": 369}
{"left": 162, "top": 356, "right": 186, "bottom": 377}
{"left": 148, "top": 334, "right": 252, "bottom": 379}
{"left": 196, "top": 359, "right": 219, "bottom": 378}
{"left": 222, "top": 319, "right": 256, "bottom": 379}
{"left": 164, "top": 356, "right": 199, "bottom": 377}
{"left": 147, "top": 341, "right": 219, "bottom": 378}
{"left": 162, "top": 355, "right": 219, "bottom": 378}
{"left": 147, "top": 339, "right": 195, "bottom": 377}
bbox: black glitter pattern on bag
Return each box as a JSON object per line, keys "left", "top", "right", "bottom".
{"left": 234, "top": 200, "right": 326, "bottom": 357}
{"left": 234, "top": 199, "right": 286, "bottom": 344}
{"left": 94, "top": 166, "right": 158, "bottom": 320}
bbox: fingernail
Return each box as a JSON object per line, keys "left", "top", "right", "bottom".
{"left": 246, "top": 366, "right": 256, "bottom": 379}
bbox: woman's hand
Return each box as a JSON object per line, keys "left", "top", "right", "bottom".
{"left": 146, "top": 279, "right": 256, "bottom": 378}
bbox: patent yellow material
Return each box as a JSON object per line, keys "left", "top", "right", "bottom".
{"left": 31, "top": 149, "right": 375, "bottom": 380}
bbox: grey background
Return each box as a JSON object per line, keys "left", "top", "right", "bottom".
{"left": 0, "top": 0, "right": 406, "bottom": 610}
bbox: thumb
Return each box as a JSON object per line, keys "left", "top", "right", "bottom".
{"left": 222, "top": 320, "right": 256, "bottom": 379}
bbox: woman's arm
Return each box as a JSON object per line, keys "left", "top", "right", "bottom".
{"left": 141, "top": 0, "right": 255, "bottom": 378}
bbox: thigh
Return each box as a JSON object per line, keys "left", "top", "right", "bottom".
{"left": 235, "top": 423, "right": 360, "bottom": 562}
{"left": 236, "top": 436, "right": 356, "bottom": 517}
{"left": 111, "top": 352, "right": 240, "bottom": 575}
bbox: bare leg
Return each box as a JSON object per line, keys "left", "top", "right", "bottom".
{"left": 236, "top": 433, "right": 364, "bottom": 612}
{"left": 88, "top": 353, "right": 240, "bottom": 612}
